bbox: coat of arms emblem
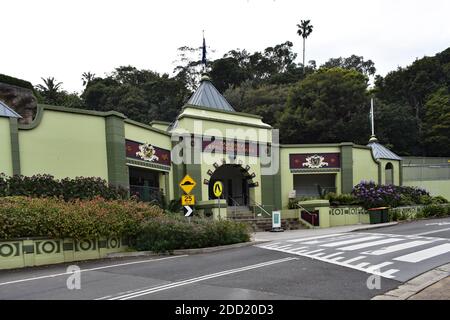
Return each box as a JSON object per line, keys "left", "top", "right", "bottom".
{"left": 136, "top": 143, "right": 159, "bottom": 162}
{"left": 302, "top": 155, "right": 329, "bottom": 168}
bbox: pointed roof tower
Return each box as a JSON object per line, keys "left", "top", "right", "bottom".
{"left": 0, "top": 100, "right": 21, "bottom": 118}
{"left": 186, "top": 75, "right": 235, "bottom": 112}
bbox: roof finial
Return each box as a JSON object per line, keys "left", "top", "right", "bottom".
{"left": 369, "top": 97, "right": 378, "bottom": 143}
{"left": 201, "top": 30, "right": 207, "bottom": 74}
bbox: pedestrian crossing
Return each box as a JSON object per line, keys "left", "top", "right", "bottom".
{"left": 256, "top": 232, "right": 450, "bottom": 281}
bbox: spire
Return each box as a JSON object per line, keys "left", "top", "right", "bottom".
{"left": 369, "top": 97, "right": 378, "bottom": 142}
{"left": 201, "top": 30, "right": 207, "bottom": 73}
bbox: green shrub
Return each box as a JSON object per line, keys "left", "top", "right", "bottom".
{"left": 0, "top": 196, "right": 163, "bottom": 240}
{"left": 0, "top": 73, "right": 34, "bottom": 91}
{"left": 431, "top": 196, "right": 449, "bottom": 204}
{"left": 421, "top": 204, "right": 447, "bottom": 218}
{"left": 1, "top": 174, "right": 128, "bottom": 201}
{"left": 325, "top": 193, "right": 361, "bottom": 206}
{"left": 135, "top": 216, "right": 251, "bottom": 253}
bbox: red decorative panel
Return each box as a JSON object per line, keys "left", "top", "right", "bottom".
{"left": 125, "top": 140, "right": 171, "bottom": 166}
{"left": 290, "top": 153, "right": 340, "bottom": 169}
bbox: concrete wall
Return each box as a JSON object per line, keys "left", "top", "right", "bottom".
{"left": 0, "top": 237, "right": 128, "bottom": 270}
{"left": 403, "top": 180, "right": 450, "bottom": 200}
{"left": 19, "top": 109, "right": 109, "bottom": 180}
{"left": 0, "top": 117, "right": 13, "bottom": 176}
{"left": 352, "top": 147, "right": 380, "bottom": 185}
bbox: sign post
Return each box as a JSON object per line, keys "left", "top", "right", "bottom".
{"left": 271, "top": 210, "right": 284, "bottom": 232}
{"left": 179, "top": 174, "right": 196, "bottom": 219}
{"left": 213, "top": 181, "right": 223, "bottom": 219}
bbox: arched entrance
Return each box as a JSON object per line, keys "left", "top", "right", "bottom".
{"left": 208, "top": 164, "right": 252, "bottom": 206}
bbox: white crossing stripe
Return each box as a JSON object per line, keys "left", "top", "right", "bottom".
{"left": 287, "top": 233, "right": 345, "bottom": 243}
{"left": 413, "top": 227, "right": 450, "bottom": 236}
{"left": 322, "top": 253, "right": 342, "bottom": 259}
{"left": 354, "top": 262, "right": 371, "bottom": 268}
{"left": 363, "top": 240, "right": 431, "bottom": 256}
{"left": 304, "top": 249, "right": 324, "bottom": 255}
{"left": 341, "top": 256, "right": 366, "bottom": 264}
{"left": 338, "top": 238, "right": 404, "bottom": 251}
{"left": 364, "top": 262, "right": 393, "bottom": 272}
{"left": 321, "top": 236, "right": 382, "bottom": 247}
{"left": 394, "top": 243, "right": 450, "bottom": 263}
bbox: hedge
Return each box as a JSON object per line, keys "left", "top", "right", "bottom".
{"left": 0, "top": 73, "right": 34, "bottom": 91}
{"left": 134, "top": 216, "right": 251, "bottom": 253}
{"left": 0, "top": 196, "right": 163, "bottom": 240}
{"left": 0, "top": 174, "right": 128, "bottom": 201}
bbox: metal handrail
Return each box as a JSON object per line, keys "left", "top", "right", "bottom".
{"left": 227, "top": 196, "right": 241, "bottom": 219}
{"left": 294, "top": 202, "right": 318, "bottom": 228}
{"left": 249, "top": 197, "right": 271, "bottom": 218}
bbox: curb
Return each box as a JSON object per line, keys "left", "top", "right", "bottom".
{"left": 372, "top": 263, "right": 450, "bottom": 300}
{"left": 349, "top": 222, "right": 398, "bottom": 232}
{"left": 106, "top": 241, "right": 267, "bottom": 258}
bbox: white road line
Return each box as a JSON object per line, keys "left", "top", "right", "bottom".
{"left": 286, "top": 233, "right": 345, "bottom": 243}
{"left": 394, "top": 243, "right": 450, "bottom": 263}
{"left": 353, "top": 262, "right": 371, "bottom": 268}
{"left": 275, "top": 245, "right": 294, "bottom": 249}
{"left": 364, "top": 262, "right": 393, "bottom": 272}
{"left": 105, "top": 257, "right": 298, "bottom": 300}
{"left": 363, "top": 240, "right": 431, "bottom": 256}
{"left": 304, "top": 249, "right": 324, "bottom": 255}
{"left": 337, "top": 238, "right": 404, "bottom": 251}
{"left": 322, "top": 253, "right": 342, "bottom": 259}
{"left": 341, "top": 256, "right": 366, "bottom": 264}
{"left": 257, "top": 246, "right": 398, "bottom": 278}
{"left": 321, "top": 236, "right": 382, "bottom": 247}
{"left": 289, "top": 247, "right": 308, "bottom": 253}
{"left": 413, "top": 227, "right": 450, "bottom": 236}
{"left": 0, "top": 255, "right": 188, "bottom": 287}
{"left": 309, "top": 252, "right": 326, "bottom": 257}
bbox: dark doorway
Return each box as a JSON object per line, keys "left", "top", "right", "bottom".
{"left": 209, "top": 164, "right": 249, "bottom": 206}
{"left": 129, "top": 166, "right": 162, "bottom": 203}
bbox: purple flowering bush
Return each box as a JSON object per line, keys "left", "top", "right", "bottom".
{"left": 351, "top": 180, "right": 430, "bottom": 209}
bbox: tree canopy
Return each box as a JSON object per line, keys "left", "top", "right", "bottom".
{"left": 8, "top": 40, "right": 449, "bottom": 157}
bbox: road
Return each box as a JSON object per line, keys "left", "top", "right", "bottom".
{"left": 0, "top": 217, "right": 449, "bottom": 300}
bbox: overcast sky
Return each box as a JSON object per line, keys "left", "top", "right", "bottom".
{"left": 2, "top": 0, "right": 450, "bottom": 93}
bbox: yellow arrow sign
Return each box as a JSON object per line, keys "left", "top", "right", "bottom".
{"left": 213, "top": 181, "right": 223, "bottom": 198}
{"left": 179, "top": 174, "right": 196, "bottom": 194}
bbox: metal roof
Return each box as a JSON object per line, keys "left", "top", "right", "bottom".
{"left": 0, "top": 100, "right": 21, "bottom": 118}
{"left": 186, "top": 76, "right": 235, "bottom": 112}
{"left": 367, "top": 141, "right": 402, "bottom": 161}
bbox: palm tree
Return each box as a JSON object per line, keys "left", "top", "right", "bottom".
{"left": 36, "top": 77, "right": 63, "bottom": 105}
{"left": 296, "top": 20, "right": 314, "bottom": 73}
{"left": 81, "top": 72, "right": 96, "bottom": 87}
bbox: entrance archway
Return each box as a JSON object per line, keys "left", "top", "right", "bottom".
{"left": 208, "top": 164, "right": 253, "bottom": 206}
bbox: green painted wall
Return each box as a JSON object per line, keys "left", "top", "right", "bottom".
{"left": 403, "top": 180, "right": 450, "bottom": 200}
{"left": 352, "top": 147, "right": 380, "bottom": 186}
{"left": 340, "top": 144, "right": 353, "bottom": 194}
{"left": 18, "top": 109, "right": 109, "bottom": 180}
{"left": 105, "top": 116, "right": 128, "bottom": 188}
{"left": 0, "top": 117, "right": 13, "bottom": 176}
{"left": 280, "top": 146, "right": 341, "bottom": 209}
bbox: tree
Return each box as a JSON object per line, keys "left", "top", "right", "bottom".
{"left": 296, "top": 20, "right": 314, "bottom": 73}
{"left": 81, "top": 72, "right": 96, "bottom": 87}
{"left": 423, "top": 87, "right": 450, "bottom": 156}
{"left": 36, "top": 77, "right": 63, "bottom": 105}
{"left": 322, "top": 55, "right": 376, "bottom": 76}
{"left": 277, "top": 68, "right": 370, "bottom": 144}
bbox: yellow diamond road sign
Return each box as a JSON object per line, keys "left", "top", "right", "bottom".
{"left": 179, "top": 174, "right": 196, "bottom": 194}
{"left": 181, "top": 194, "right": 195, "bottom": 206}
{"left": 213, "top": 181, "right": 223, "bottom": 198}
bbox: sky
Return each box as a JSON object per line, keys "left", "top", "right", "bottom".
{"left": 2, "top": 0, "right": 450, "bottom": 93}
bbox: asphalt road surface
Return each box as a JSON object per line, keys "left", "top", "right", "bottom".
{"left": 0, "top": 217, "right": 449, "bottom": 300}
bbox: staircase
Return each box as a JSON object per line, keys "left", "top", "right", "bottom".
{"left": 227, "top": 206, "right": 305, "bottom": 232}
